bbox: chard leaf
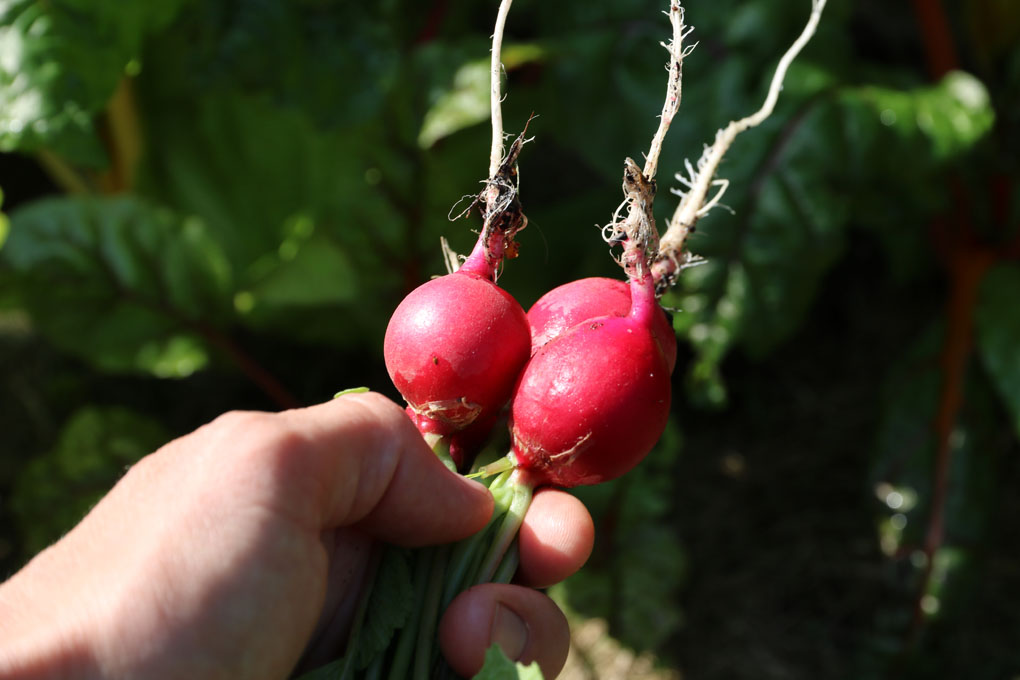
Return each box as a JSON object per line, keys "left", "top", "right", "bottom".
{"left": 3, "top": 196, "right": 233, "bottom": 377}
{"left": 146, "top": 1, "right": 396, "bottom": 129}
{"left": 0, "top": 0, "right": 191, "bottom": 163}
{"left": 663, "top": 70, "right": 994, "bottom": 408}
{"left": 863, "top": 321, "right": 1009, "bottom": 669}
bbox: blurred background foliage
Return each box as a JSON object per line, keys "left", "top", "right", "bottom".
{"left": 1, "top": 0, "right": 1019, "bottom": 677}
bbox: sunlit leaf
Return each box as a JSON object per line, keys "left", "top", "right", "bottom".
{"left": 418, "top": 44, "right": 546, "bottom": 149}
{"left": 845, "top": 71, "right": 995, "bottom": 164}
{"left": 0, "top": 0, "right": 190, "bottom": 163}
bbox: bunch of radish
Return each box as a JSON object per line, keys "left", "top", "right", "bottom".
{"left": 303, "top": 0, "right": 827, "bottom": 677}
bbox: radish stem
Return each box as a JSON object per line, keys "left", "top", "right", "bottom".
{"left": 364, "top": 655, "right": 384, "bottom": 680}
{"left": 492, "top": 541, "right": 520, "bottom": 585}
{"left": 441, "top": 470, "right": 513, "bottom": 608}
{"left": 336, "top": 546, "right": 383, "bottom": 680}
{"left": 414, "top": 546, "right": 450, "bottom": 680}
{"left": 386, "top": 551, "right": 431, "bottom": 680}
{"left": 474, "top": 473, "right": 533, "bottom": 585}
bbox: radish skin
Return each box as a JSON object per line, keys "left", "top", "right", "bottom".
{"left": 509, "top": 276, "right": 672, "bottom": 488}
{"left": 383, "top": 270, "right": 530, "bottom": 438}
{"left": 528, "top": 276, "right": 677, "bottom": 371}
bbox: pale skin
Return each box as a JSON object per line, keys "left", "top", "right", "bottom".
{"left": 0, "top": 392, "right": 595, "bottom": 679}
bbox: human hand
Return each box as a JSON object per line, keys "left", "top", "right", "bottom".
{"left": 0, "top": 392, "right": 594, "bottom": 679}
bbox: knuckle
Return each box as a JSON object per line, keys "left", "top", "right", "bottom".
{"left": 207, "top": 410, "right": 307, "bottom": 486}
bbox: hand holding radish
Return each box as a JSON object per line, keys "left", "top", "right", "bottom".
{"left": 0, "top": 393, "right": 592, "bottom": 679}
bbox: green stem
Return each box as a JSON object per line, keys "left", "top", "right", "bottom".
{"left": 337, "top": 545, "right": 384, "bottom": 680}
{"left": 432, "top": 435, "right": 457, "bottom": 473}
{"left": 473, "top": 476, "right": 534, "bottom": 586}
{"left": 364, "top": 655, "right": 384, "bottom": 680}
{"left": 492, "top": 540, "right": 520, "bottom": 585}
{"left": 386, "top": 548, "right": 431, "bottom": 680}
{"left": 440, "top": 470, "right": 513, "bottom": 609}
{"left": 414, "top": 546, "right": 450, "bottom": 680}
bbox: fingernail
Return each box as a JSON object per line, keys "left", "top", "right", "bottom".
{"left": 491, "top": 604, "right": 529, "bottom": 661}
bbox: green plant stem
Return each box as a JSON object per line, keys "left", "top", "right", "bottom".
{"left": 414, "top": 546, "right": 450, "bottom": 680}
{"left": 36, "top": 150, "right": 92, "bottom": 195}
{"left": 472, "top": 475, "right": 533, "bottom": 585}
{"left": 441, "top": 470, "right": 513, "bottom": 609}
{"left": 337, "top": 546, "right": 384, "bottom": 680}
{"left": 386, "top": 548, "right": 432, "bottom": 680}
{"left": 364, "top": 655, "right": 384, "bottom": 680}
{"left": 492, "top": 540, "right": 520, "bottom": 585}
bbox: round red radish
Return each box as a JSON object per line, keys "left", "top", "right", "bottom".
{"left": 509, "top": 292, "right": 672, "bottom": 488}
{"left": 528, "top": 277, "right": 677, "bottom": 371}
{"left": 384, "top": 270, "right": 530, "bottom": 437}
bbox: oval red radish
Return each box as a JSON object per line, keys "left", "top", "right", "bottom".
{"left": 509, "top": 276, "right": 672, "bottom": 488}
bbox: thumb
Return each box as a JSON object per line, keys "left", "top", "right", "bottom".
{"left": 249, "top": 391, "right": 493, "bottom": 545}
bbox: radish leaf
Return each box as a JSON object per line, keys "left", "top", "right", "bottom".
{"left": 354, "top": 547, "right": 414, "bottom": 669}
{"left": 474, "top": 645, "right": 543, "bottom": 680}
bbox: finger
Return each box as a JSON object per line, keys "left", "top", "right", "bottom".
{"left": 438, "top": 583, "right": 570, "bottom": 679}
{"left": 210, "top": 392, "right": 493, "bottom": 546}
{"left": 517, "top": 489, "right": 595, "bottom": 588}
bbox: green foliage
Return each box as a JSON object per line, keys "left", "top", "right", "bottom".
{"left": 664, "top": 68, "right": 996, "bottom": 408}
{"left": 5, "top": 196, "right": 231, "bottom": 376}
{"left": 865, "top": 320, "right": 1011, "bottom": 676}
{"left": 474, "top": 646, "right": 543, "bottom": 680}
{"left": 167, "top": 1, "right": 398, "bottom": 129}
{"left": 419, "top": 43, "right": 546, "bottom": 149}
{"left": 11, "top": 406, "right": 167, "bottom": 555}
{"left": 0, "top": 0, "right": 191, "bottom": 164}
{"left": 556, "top": 420, "right": 685, "bottom": 652}
{"left": 355, "top": 548, "right": 414, "bottom": 668}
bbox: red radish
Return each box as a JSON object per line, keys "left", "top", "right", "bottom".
{"left": 383, "top": 260, "right": 530, "bottom": 438}
{"left": 508, "top": 275, "right": 672, "bottom": 488}
{"left": 528, "top": 276, "right": 677, "bottom": 371}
